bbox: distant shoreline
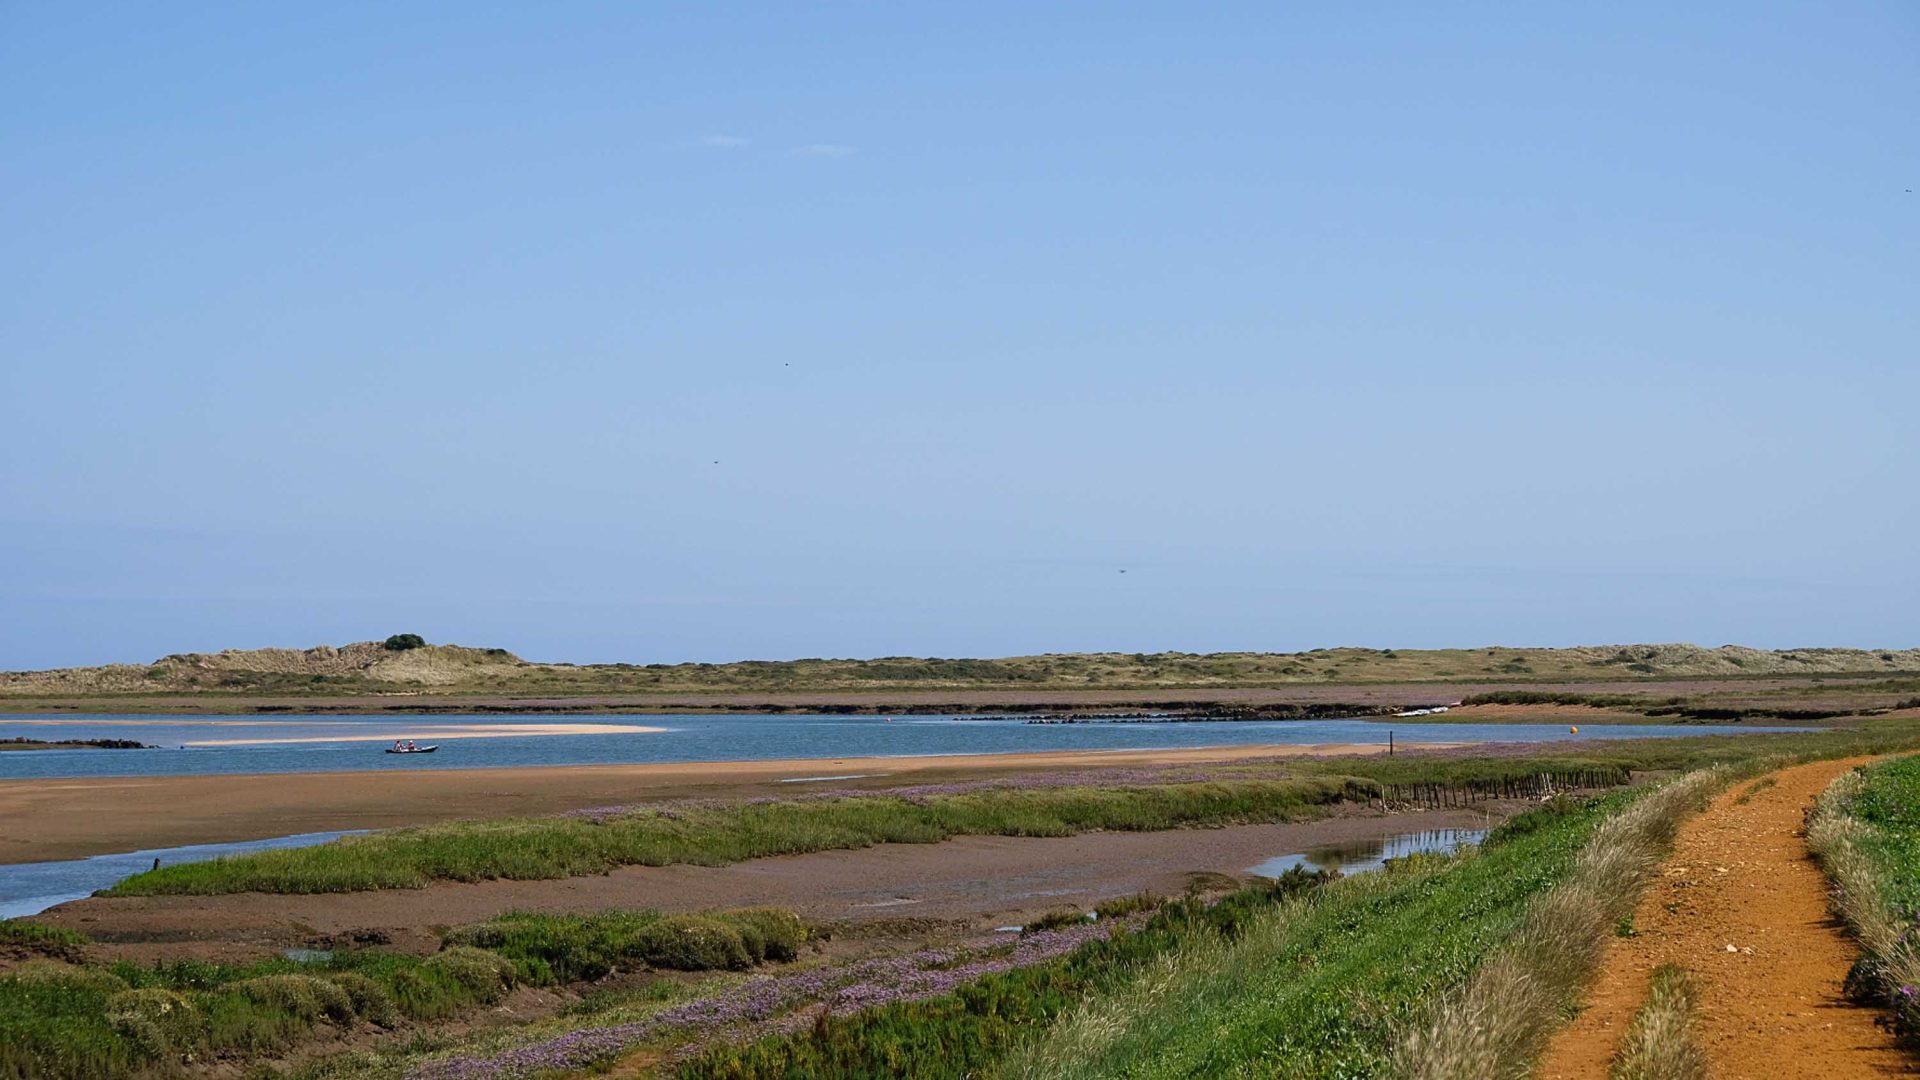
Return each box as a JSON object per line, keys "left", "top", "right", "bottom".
{"left": 0, "top": 736, "right": 152, "bottom": 752}
{"left": 2, "top": 668, "right": 1906, "bottom": 717}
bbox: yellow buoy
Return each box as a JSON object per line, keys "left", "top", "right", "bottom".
{"left": 1569, "top": 726, "right": 1579, "bottom": 734}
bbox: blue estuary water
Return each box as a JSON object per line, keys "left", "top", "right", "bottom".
{"left": 0, "top": 714, "right": 1810, "bottom": 780}
{"left": 0, "top": 713, "right": 1806, "bottom": 780}
{"left": 0, "top": 831, "right": 363, "bottom": 919}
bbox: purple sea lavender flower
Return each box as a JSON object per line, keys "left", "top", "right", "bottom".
{"left": 407, "top": 919, "right": 1130, "bottom": 1080}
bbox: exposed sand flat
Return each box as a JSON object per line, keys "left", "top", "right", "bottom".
{"left": 180, "top": 723, "right": 667, "bottom": 745}
{"left": 0, "top": 742, "right": 1441, "bottom": 864}
{"left": 3, "top": 718, "right": 664, "bottom": 735}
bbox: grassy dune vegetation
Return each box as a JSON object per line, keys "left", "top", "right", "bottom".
{"left": 0, "top": 907, "right": 807, "bottom": 1080}
{"left": 1808, "top": 754, "right": 1920, "bottom": 1044}
{"left": 7, "top": 640, "right": 1920, "bottom": 704}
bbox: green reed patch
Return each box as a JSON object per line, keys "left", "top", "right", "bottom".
{"left": 444, "top": 908, "right": 806, "bottom": 983}
{"left": 105, "top": 777, "right": 1368, "bottom": 896}
{"left": 0, "top": 919, "right": 89, "bottom": 963}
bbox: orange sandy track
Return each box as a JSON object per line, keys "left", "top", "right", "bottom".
{"left": 1537, "top": 756, "right": 1917, "bottom": 1079}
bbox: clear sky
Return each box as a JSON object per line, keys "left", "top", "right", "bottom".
{"left": 3, "top": 3, "right": 1916, "bottom": 669}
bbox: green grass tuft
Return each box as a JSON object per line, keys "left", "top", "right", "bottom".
{"left": 1610, "top": 964, "right": 1706, "bottom": 1080}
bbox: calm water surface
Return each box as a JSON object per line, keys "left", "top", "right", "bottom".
{"left": 0, "top": 831, "right": 363, "bottom": 919}
{"left": 0, "top": 713, "right": 1806, "bottom": 780}
{"left": 1248, "top": 827, "right": 1488, "bottom": 878}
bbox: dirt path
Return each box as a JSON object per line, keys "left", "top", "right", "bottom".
{"left": 1537, "top": 756, "right": 1916, "bottom": 1079}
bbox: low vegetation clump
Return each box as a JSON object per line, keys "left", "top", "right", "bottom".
{"left": 106, "top": 776, "right": 1370, "bottom": 895}
{"left": 1610, "top": 964, "right": 1706, "bottom": 1080}
{"left": 443, "top": 908, "right": 807, "bottom": 983}
{"left": 0, "top": 905, "right": 806, "bottom": 1080}
{"left": 0, "top": 946, "right": 501, "bottom": 1080}
{"left": 1807, "top": 755, "right": 1920, "bottom": 1043}
{"left": 0, "top": 919, "right": 90, "bottom": 963}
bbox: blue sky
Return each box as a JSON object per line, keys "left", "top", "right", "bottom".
{"left": 3, "top": 3, "right": 1916, "bottom": 668}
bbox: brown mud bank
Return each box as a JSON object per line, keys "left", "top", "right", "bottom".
{"left": 35, "top": 804, "right": 1508, "bottom": 966}
{"left": 0, "top": 742, "right": 1449, "bottom": 864}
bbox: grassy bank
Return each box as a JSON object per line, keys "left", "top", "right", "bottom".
{"left": 995, "top": 785, "right": 1679, "bottom": 1080}
{"left": 625, "top": 788, "right": 1652, "bottom": 1080}
{"left": 1392, "top": 768, "right": 1723, "bottom": 1078}
{"left": 668, "top": 876, "right": 1329, "bottom": 1080}
{"left": 1807, "top": 754, "right": 1920, "bottom": 1044}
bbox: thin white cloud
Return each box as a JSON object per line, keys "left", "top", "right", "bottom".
{"left": 697, "top": 134, "right": 750, "bottom": 148}
{"left": 791, "top": 143, "right": 855, "bottom": 158}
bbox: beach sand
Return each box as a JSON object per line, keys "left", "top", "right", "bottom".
{"left": 0, "top": 742, "right": 1441, "bottom": 864}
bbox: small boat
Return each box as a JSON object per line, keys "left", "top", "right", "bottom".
{"left": 385, "top": 744, "right": 439, "bottom": 754}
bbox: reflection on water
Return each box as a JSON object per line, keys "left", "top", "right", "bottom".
{"left": 0, "top": 830, "right": 365, "bottom": 920}
{"left": 1248, "top": 828, "right": 1487, "bottom": 879}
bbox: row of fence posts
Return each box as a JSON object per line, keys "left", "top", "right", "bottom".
{"left": 1378, "top": 767, "right": 1631, "bottom": 809}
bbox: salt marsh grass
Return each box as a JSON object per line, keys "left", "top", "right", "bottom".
{"left": 107, "top": 777, "right": 1368, "bottom": 895}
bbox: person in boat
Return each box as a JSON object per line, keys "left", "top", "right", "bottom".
{"left": 405, "top": 740, "right": 418, "bottom": 751}
{"left": 393, "top": 740, "right": 405, "bottom": 752}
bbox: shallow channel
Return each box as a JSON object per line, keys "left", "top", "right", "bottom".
{"left": 0, "top": 830, "right": 365, "bottom": 919}
{"left": 1247, "top": 827, "right": 1488, "bottom": 878}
